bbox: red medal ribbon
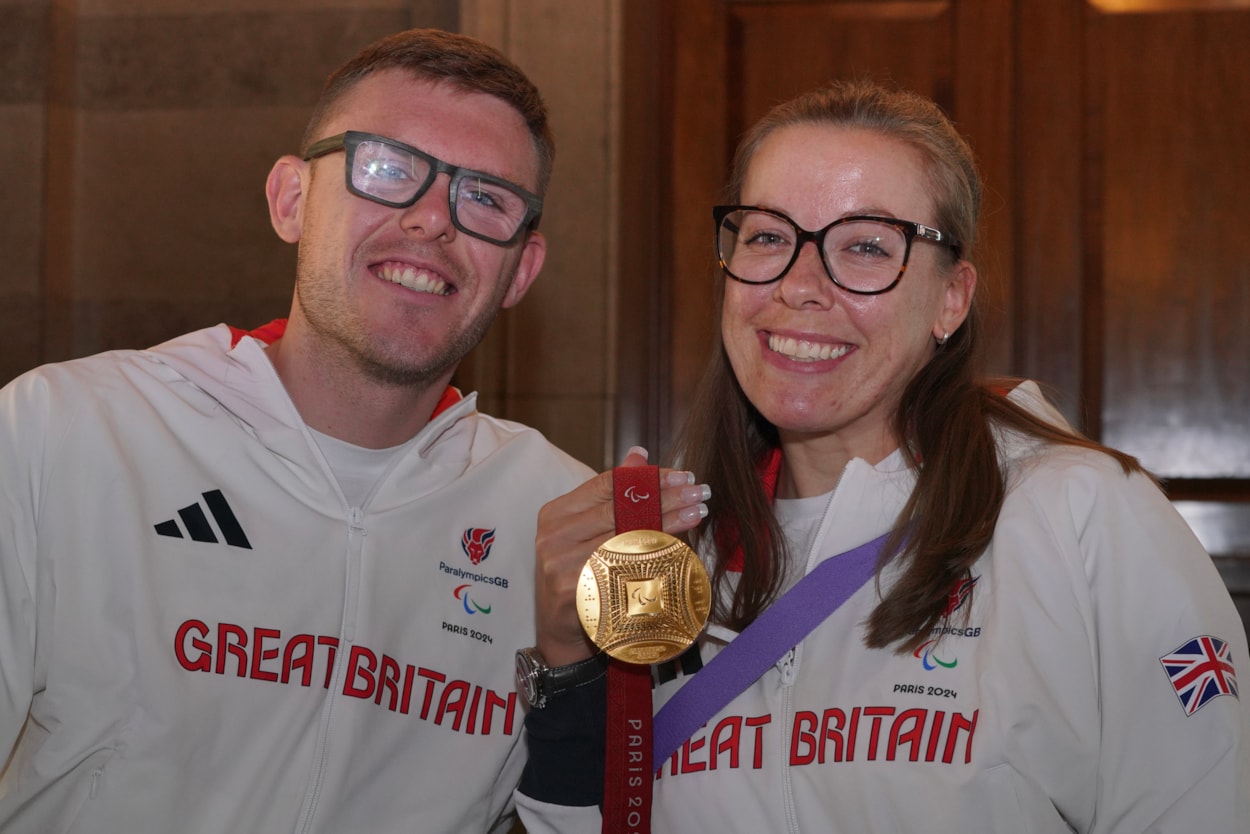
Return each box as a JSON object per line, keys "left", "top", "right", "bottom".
{"left": 602, "top": 465, "right": 659, "bottom": 834}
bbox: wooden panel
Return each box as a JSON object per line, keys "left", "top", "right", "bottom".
{"left": 1090, "top": 0, "right": 1250, "bottom": 10}
{"left": 952, "top": 0, "right": 1014, "bottom": 376}
{"left": 1015, "top": 0, "right": 1087, "bottom": 424}
{"left": 615, "top": 0, "right": 673, "bottom": 460}
{"left": 726, "top": 1, "right": 954, "bottom": 137}
{"left": 1087, "top": 5, "right": 1250, "bottom": 479}
{"left": 666, "top": 0, "right": 730, "bottom": 454}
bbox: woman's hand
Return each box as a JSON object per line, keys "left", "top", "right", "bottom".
{"left": 533, "top": 447, "right": 711, "bottom": 666}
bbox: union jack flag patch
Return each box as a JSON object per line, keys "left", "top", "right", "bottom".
{"left": 1159, "top": 635, "right": 1239, "bottom": 716}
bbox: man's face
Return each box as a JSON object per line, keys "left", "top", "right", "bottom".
{"left": 278, "top": 70, "right": 545, "bottom": 387}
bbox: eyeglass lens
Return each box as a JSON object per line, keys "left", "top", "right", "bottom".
{"left": 718, "top": 209, "right": 908, "bottom": 293}
{"left": 350, "top": 137, "right": 531, "bottom": 244}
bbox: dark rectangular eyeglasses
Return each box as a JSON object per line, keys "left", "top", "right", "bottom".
{"left": 714, "top": 205, "right": 961, "bottom": 295}
{"left": 305, "top": 131, "right": 543, "bottom": 247}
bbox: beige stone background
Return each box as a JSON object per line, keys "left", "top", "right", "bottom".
{"left": 0, "top": 0, "right": 623, "bottom": 469}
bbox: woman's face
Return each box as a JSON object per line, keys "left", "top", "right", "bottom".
{"left": 721, "top": 124, "right": 974, "bottom": 462}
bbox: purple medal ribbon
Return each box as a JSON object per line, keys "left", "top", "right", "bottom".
{"left": 652, "top": 532, "right": 888, "bottom": 767}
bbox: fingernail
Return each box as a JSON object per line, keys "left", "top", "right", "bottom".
{"left": 678, "top": 503, "right": 709, "bottom": 524}
{"left": 627, "top": 445, "right": 649, "bottom": 461}
{"left": 680, "top": 484, "right": 712, "bottom": 502}
{"left": 664, "top": 470, "right": 696, "bottom": 486}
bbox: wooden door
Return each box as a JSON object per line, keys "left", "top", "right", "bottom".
{"left": 617, "top": 0, "right": 1250, "bottom": 627}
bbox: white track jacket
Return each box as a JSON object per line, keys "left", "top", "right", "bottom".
{"left": 518, "top": 384, "right": 1250, "bottom": 833}
{"left": 0, "top": 322, "right": 593, "bottom": 834}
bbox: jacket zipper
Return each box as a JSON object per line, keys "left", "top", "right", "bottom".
{"left": 779, "top": 481, "right": 843, "bottom": 833}
{"left": 778, "top": 647, "right": 802, "bottom": 833}
{"left": 295, "top": 507, "right": 366, "bottom": 833}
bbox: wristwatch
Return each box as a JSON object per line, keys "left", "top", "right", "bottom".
{"left": 515, "top": 647, "right": 608, "bottom": 709}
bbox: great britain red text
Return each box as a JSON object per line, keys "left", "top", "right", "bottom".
{"left": 657, "top": 706, "right": 977, "bottom": 777}
{"left": 173, "top": 619, "right": 517, "bottom": 736}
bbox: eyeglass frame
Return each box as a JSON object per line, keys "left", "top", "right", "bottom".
{"left": 713, "top": 204, "right": 962, "bottom": 296}
{"left": 303, "top": 130, "right": 545, "bottom": 247}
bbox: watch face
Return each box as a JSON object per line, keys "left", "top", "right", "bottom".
{"left": 515, "top": 650, "right": 541, "bottom": 704}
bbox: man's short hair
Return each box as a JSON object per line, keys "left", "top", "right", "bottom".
{"left": 302, "top": 28, "right": 554, "bottom": 195}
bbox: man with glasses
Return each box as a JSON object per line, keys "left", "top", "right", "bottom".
{"left": 0, "top": 28, "right": 593, "bottom": 834}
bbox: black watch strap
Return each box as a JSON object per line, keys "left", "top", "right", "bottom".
{"left": 549, "top": 651, "right": 610, "bottom": 694}
{"left": 518, "top": 648, "right": 608, "bottom": 709}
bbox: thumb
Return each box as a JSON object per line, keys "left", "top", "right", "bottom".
{"left": 620, "top": 445, "right": 650, "bottom": 469}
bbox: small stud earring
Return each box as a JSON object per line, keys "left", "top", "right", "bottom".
{"left": 936, "top": 331, "right": 949, "bottom": 347}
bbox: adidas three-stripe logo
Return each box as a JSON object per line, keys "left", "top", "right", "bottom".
{"left": 155, "top": 489, "right": 252, "bottom": 549}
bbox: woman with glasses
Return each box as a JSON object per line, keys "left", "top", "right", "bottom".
{"left": 516, "top": 80, "right": 1248, "bottom": 833}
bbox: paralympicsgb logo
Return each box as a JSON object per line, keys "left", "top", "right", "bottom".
{"left": 942, "top": 575, "right": 978, "bottom": 617}
{"left": 461, "top": 527, "right": 497, "bottom": 565}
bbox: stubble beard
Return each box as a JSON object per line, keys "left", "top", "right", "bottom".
{"left": 294, "top": 251, "right": 512, "bottom": 389}
{"left": 352, "top": 301, "right": 503, "bottom": 388}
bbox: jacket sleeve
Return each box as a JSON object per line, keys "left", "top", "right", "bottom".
{"left": 514, "top": 672, "right": 606, "bottom": 833}
{"left": 0, "top": 374, "right": 43, "bottom": 761}
{"left": 1043, "top": 460, "right": 1250, "bottom": 833}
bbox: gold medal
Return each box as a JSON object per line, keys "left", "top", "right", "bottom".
{"left": 577, "top": 529, "right": 711, "bottom": 664}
